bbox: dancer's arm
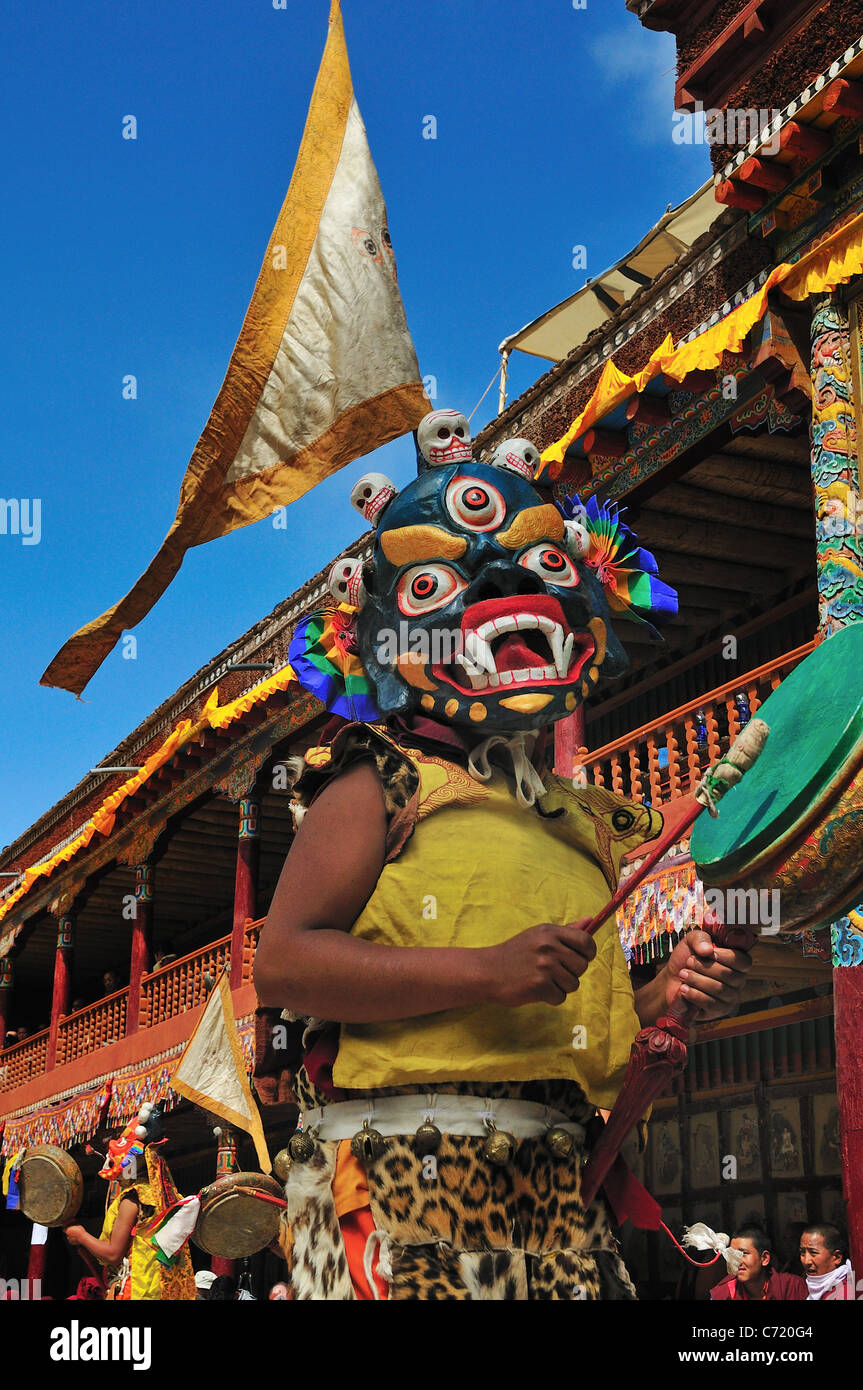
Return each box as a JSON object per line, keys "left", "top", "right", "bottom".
{"left": 255, "top": 761, "right": 596, "bottom": 1021}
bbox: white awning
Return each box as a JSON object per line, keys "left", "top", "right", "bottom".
{"left": 499, "top": 180, "right": 722, "bottom": 363}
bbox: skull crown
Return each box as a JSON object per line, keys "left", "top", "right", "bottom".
{"left": 417, "top": 409, "right": 473, "bottom": 468}
{"left": 350, "top": 473, "right": 398, "bottom": 526}
{"left": 485, "top": 437, "right": 542, "bottom": 482}
{"left": 328, "top": 557, "right": 367, "bottom": 608}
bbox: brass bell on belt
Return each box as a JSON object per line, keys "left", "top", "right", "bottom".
{"left": 482, "top": 1121, "right": 515, "bottom": 1167}
{"left": 288, "top": 1129, "right": 317, "bottom": 1163}
{"left": 351, "top": 1121, "right": 386, "bottom": 1162}
{"left": 273, "top": 1147, "right": 293, "bottom": 1181}
{"left": 545, "top": 1126, "right": 575, "bottom": 1160}
{"left": 413, "top": 1121, "right": 442, "bottom": 1155}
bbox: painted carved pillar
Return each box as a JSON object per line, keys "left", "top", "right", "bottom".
{"left": 46, "top": 916, "right": 75, "bottom": 1070}
{"left": 0, "top": 955, "right": 13, "bottom": 1040}
{"left": 211, "top": 1125, "right": 239, "bottom": 1278}
{"left": 810, "top": 297, "right": 863, "bottom": 633}
{"left": 230, "top": 794, "right": 260, "bottom": 989}
{"left": 810, "top": 295, "right": 863, "bottom": 1279}
{"left": 126, "top": 863, "right": 154, "bottom": 1035}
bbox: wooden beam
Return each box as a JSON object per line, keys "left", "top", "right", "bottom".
{"left": 682, "top": 455, "right": 812, "bottom": 508}
{"left": 638, "top": 482, "right": 814, "bottom": 537}
{"left": 678, "top": 369, "right": 717, "bottom": 396}
{"left": 715, "top": 180, "right": 766, "bottom": 212}
{"left": 649, "top": 549, "right": 785, "bottom": 594}
{"left": 583, "top": 427, "right": 629, "bottom": 459}
{"left": 585, "top": 585, "right": 817, "bottom": 722}
{"left": 739, "top": 156, "right": 790, "bottom": 193}
{"left": 639, "top": 513, "right": 804, "bottom": 570}
{"left": 626, "top": 394, "right": 671, "bottom": 426}
{"left": 779, "top": 120, "right": 831, "bottom": 161}
{"left": 822, "top": 78, "right": 863, "bottom": 120}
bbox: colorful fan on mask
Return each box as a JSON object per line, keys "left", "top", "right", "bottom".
{"left": 289, "top": 606, "right": 381, "bottom": 721}
{"left": 559, "top": 494, "right": 678, "bottom": 640}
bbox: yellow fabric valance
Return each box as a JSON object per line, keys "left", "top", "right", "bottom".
{"left": 540, "top": 210, "right": 863, "bottom": 471}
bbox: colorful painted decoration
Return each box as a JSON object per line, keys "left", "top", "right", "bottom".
{"left": 558, "top": 494, "right": 678, "bottom": 639}
{"left": 289, "top": 607, "right": 381, "bottom": 722}
{"left": 810, "top": 301, "right": 863, "bottom": 634}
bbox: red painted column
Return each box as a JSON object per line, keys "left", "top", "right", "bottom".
{"left": 210, "top": 1126, "right": 238, "bottom": 1279}
{"left": 230, "top": 796, "right": 260, "bottom": 989}
{"left": 0, "top": 955, "right": 13, "bottom": 1039}
{"left": 126, "top": 863, "right": 153, "bottom": 1035}
{"left": 834, "top": 967, "right": 863, "bottom": 1276}
{"left": 553, "top": 705, "right": 586, "bottom": 780}
{"left": 46, "top": 916, "right": 74, "bottom": 1070}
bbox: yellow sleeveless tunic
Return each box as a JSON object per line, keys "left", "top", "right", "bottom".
{"left": 328, "top": 736, "right": 661, "bottom": 1110}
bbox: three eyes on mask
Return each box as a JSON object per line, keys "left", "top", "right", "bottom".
{"left": 395, "top": 478, "right": 580, "bottom": 617}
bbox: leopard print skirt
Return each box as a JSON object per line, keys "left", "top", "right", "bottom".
{"left": 282, "top": 1070, "right": 637, "bottom": 1301}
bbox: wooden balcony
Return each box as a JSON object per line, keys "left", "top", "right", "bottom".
{"left": 582, "top": 641, "right": 816, "bottom": 807}
{"left": 0, "top": 922, "right": 261, "bottom": 1099}
{"left": 57, "top": 989, "right": 128, "bottom": 1067}
{"left": 0, "top": 1028, "right": 49, "bottom": 1093}
{"left": 139, "top": 935, "right": 232, "bottom": 1030}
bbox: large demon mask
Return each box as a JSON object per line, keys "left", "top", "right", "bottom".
{"left": 289, "top": 412, "right": 676, "bottom": 733}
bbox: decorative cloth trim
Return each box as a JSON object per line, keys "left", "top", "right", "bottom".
{"left": 300, "top": 1094, "right": 586, "bottom": 1142}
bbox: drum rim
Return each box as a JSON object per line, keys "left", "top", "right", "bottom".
{"left": 693, "top": 626, "right": 863, "bottom": 874}
{"left": 18, "top": 1146, "right": 83, "bottom": 1226}
{"left": 694, "top": 746, "right": 863, "bottom": 882}
{"left": 193, "top": 1186, "right": 281, "bottom": 1257}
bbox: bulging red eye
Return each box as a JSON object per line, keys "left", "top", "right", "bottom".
{"left": 445, "top": 477, "right": 507, "bottom": 531}
{"left": 397, "top": 564, "right": 467, "bottom": 616}
{"left": 519, "top": 544, "right": 580, "bottom": 586}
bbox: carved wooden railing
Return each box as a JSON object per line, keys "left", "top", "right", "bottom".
{"left": 582, "top": 641, "right": 817, "bottom": 807}
{"left": 139, "top": 934, "right": 232, "bottom": 1029}
{"left": 0, "top": 1028, "right": 49, "bottom": 1093}
{"left": 57, "top": 990, "right": 129, "bottom": 1067}
{"left": 242, "top": 918, "right": 263, "bottom": 984}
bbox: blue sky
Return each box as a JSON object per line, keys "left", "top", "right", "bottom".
{"left": 0, "top": 0, "right": 710, "bottom": 852}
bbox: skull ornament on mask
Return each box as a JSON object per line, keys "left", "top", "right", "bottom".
{"left": 486, "top": 437, "right": 542, "bottom": 483}
{"left": 350, "top": 473, "right": 398, "bottom": 527}
{"left": 328, "top": 558, "right": 367, "bottom": 608}
{"left": 417, "top": 409, "right": 473, "bottom": 468}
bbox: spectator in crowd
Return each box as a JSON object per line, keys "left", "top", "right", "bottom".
{"left": 153, "top": 941, "right": 178, "bottom": 970}
{"left": 710, "top": 1227, "right": 807, "bottom": 1301}
{"left": 70, "top": 998, "right": 87, "bottom": 1013}
{"left": 3, "top": 1030, "right": 17, "bottom": 1049}
{"left": 194, "top": 1270, "right": 217, "bottom": 1300}
{"left": 102, "top": 971, "right": 121, "bottom": 996}
{"left": 15, "top": 1026, "right": 30, "bottom": 1042}
{"left": 800, "top": 1225, "right": 855, "bottom": 1301}
{"left": 206, "top": 1275, "right": 239, "bottom": 1301}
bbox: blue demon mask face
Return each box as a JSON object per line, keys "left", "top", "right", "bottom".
{"left": 355, "top": 464, "right": 629, "bottom": 732}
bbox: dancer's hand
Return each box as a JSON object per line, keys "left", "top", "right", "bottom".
{"left": 489, "top": 919, "right": 596, "bottom": 1007}
{"left": 662, "top": 922, "right": 752, "bottom": 1020}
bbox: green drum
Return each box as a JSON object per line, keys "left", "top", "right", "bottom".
{"left": 691, "top": 624, "right": 863, "bottom": 935}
